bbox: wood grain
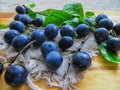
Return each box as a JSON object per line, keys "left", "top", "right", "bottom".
{"left": 0, "top": 12, "right": 15, "bottom": 24}
{"left": 0, "top": 11, "right": 120, "bottom": 90}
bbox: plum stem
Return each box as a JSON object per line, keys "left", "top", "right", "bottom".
{"left": 63, "top": 57, "right": 72, "bottom": 79}
{"left": 63, "top": 35, "right": 89, "bottom": 79}
{"left": 110, "top": 30, "right": 117, "bottom": 37}
{"left": 8, "top": 40, "right": 36, "bottom": 66}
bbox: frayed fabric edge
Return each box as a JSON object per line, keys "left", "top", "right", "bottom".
{"left": 0, "top": 30, "right": 99, "bottom": 90}
{"left": 26, "top": 75, "right": 43, "bottom": 90}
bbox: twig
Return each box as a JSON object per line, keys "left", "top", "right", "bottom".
{"left": 63, "top": 57, "right": 72, "bottom": 79}
{"left": 110, "top": 30, "right": 117, "bottom": 37}
{"left": 76, "top": 35, "right": 90, "bottom": 51}
{"left": 63, "top": 35, "right": 90, "bottom": 79}
{"left": 8, "top": 40, "right": 36, "bottom": 66}
{"left": 63, "top": 35, "right": 90, "bottom": 56}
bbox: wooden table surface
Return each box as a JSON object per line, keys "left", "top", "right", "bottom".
{"left": 0, "top": 11, "right": 120, "bottom": 90}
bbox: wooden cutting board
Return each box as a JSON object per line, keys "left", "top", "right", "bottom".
{"left": 0, "top": 11, "right": 120, "bottom": 90}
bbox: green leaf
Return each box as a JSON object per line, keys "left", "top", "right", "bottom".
{"left": 89, "top": 16, "right": 96, "bottom": 26}
{"left": 85, "top": 11, "right": 95, "bottom": 18}
{"left": 63, "top": 17, "right": 80, "bottom": 27}
{"left": 0, "top": 24, "right": 9, "bottom": 29}
{"left": 98, "top": 42, "right": 120, "bottom": 63}
{"left": 41, "top": 9, "right": 58, "bottom": 16}
{"left": 85, "top": 11, "right": 96, "bottom": 26}
{"left": 37, "top": 9, "right": 62, "bottom": 21}
{"left": 63, "top": 2, "right": 84, "bottom": 17}
{"left": 79, "top": 16, "right": 87, "bottom": 24}
{"left": 29, "top": 3, "right": 36, "bottom": 8}
{"left": 27, "top": 0, "right": 36, "bottom": 8}
{"left": 43, "top": 10, "right": 74, "bottom": 26}
{"left": 28, "top": 9, "right": 37, "bottom": 18}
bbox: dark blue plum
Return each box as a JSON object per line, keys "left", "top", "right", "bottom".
{"left": 113, "top": 23, "right": 120, "bottom": 35}
{"left": 19, "top": 15, "right": 32, "bottom": 26}
{"left": 14, "top": 14, "right": 24, "bottom": 21}
{"left": 4, "top": 64, "right": 28, "bottom": 86}
{"left": 40, "top": 41, "right": 58, "bottom": 58}
{"left": 94, "top": 27, "right": 109, "bottom": 44}
{"left": 12, "top": 34, "right": 30, "bottom": 52}
{"left": 4, "top": 30, "right": 20, "bottom": 44}
{"left": 45, "top": 51, "right": 63, "bottom": 71}
{"left": 58, "top": 36, "right": 73, "bottom": 50}
{"left": 99, "top": 18, "right": 113, "bottom": 30}
{"left": 31, "top": 29, "right": 46, "bottom": 47}
{"left": 9, "top": 21, "right": 25, "bottom": 33}
{"left": 72, "top": 51, "right": 91, "bottom": 71}
{"left": 15, "top": 5, "right": 26, "bottom": 14}
{"left": 32, "top": 18, "right": 43, "bottom": 27}
{"left": 45, "top": 24, "right": 58, "bottom": 40}
{"left": 76, "top": 24, "right": 90, "bottom": 37}
{"left": 95, "top": 14, "right": 108, "bottom": 24}
{"left": 84, "top": 18, "right": 94, "bottom": 26}
{"left": 60, "top": 24, "right": 75, "bottom": 38}
{"left": 107, "top": 37, "right": 120, "bottom": 52}
{"left": 0, "top": 62, "right": 4, "bottom": 75}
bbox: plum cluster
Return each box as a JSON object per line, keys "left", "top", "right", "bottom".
{"left": 5, "top": 5, "right": 115, "bottom": 87}
{"left": 1, "top": 5, "right": 120, "bottom": 88}
{"left": 94, "top": 14, "right": 120, "bottom": 52}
